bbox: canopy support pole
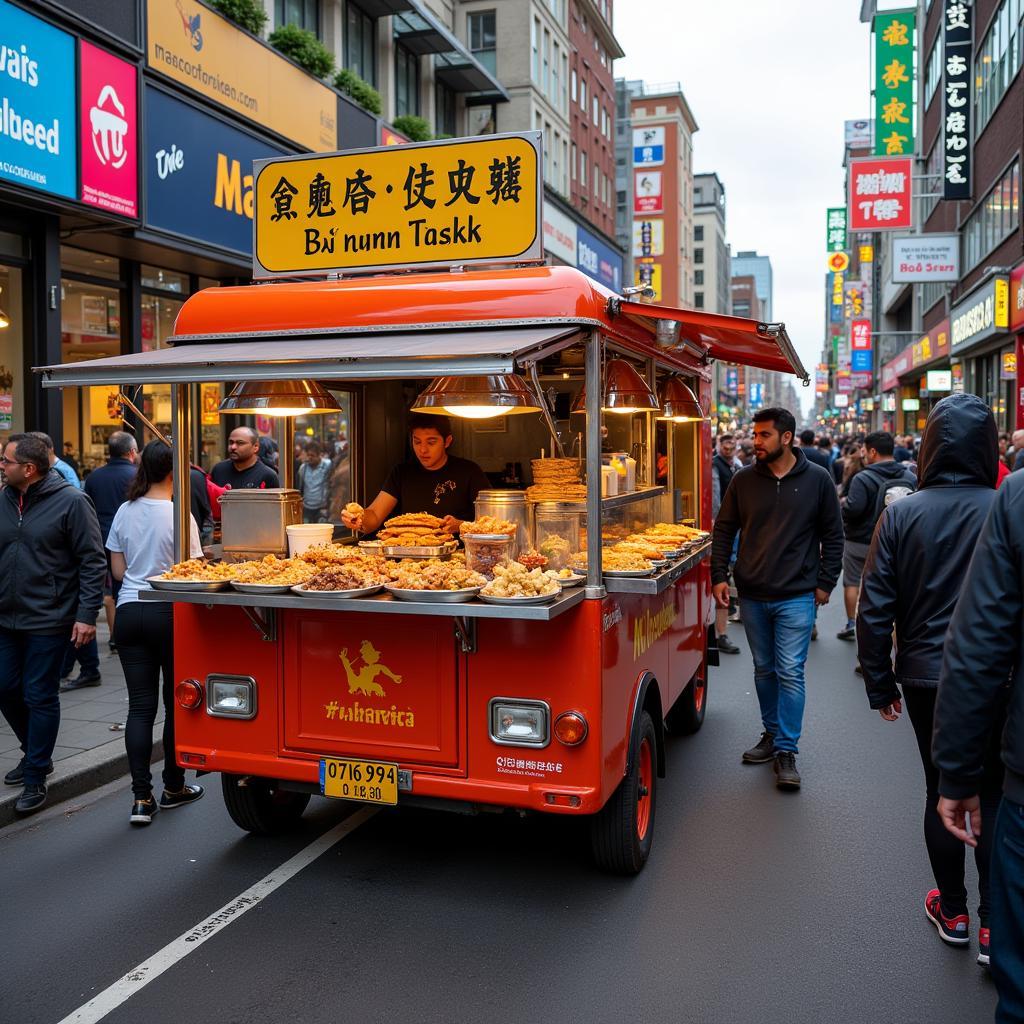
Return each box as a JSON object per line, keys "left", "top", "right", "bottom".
{"left": 172, "top": 383, "right": 192, "bottom": 563}
{"left": 584, "top": 331, "right": 605, "bottom": 599}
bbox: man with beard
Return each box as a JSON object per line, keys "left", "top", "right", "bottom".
{"left": 711, "top": 407, "right": 844, "bottom": 789}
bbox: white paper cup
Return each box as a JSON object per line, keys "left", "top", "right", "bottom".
{"left": 286, "top": 523, "right": 334, "bottom": 556}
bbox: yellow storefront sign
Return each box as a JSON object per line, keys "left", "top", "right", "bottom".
{"left": 147, "top": 1, "right": 337, "bottom": 152}
{"left": 634, "top": 260, "right": 661, "bottom": 301}
{"left": 252, "top": 133, "right": 542, "bottom": 278}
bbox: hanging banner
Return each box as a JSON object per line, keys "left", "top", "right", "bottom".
{"left": 891, "top": 234, "right": 959, "bottom": 282}
{"left": 845, "top": 119, "right": 873, "bottom": 149}
{"left": 943, "top": 0, "right": 972, "bottom": 200}
{"left": 632, "top": 127, "right": 664, "bottom": 167}
{"left": 633, "top": 170, "right": 663, "bottom": 213}
{"left": 815, "top": 365, "right": 829, "bottom": 394}
{"left": 826, "top": 207, "right": 847, "bottom": 253}
{"left": 632, "top": 219, "right": 664, "bottom": 257}
{"left": 873, "top": 11, "right": 916, "bottom": 157}
{"left": 848, "top": 156, "right": 913, "bottom": 231}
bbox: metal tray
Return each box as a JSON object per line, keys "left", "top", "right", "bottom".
{"left": 602, "top": 568, "right": 656, "bottom": 578}
{"left": 357, "top": 540, "right": 383, "bottom": 550}
{"left": 384, "top": 585, "right": 481, "bottom": 603}
{"left": 478, "top": 591, "right": 559, "bottom": 605}
{"left": 230, "top": 581, "right": 299, "bottom": 594}
{"left": 382, "top": 544, "right": 454, "bottom": 559}
{"left": 545, "top": 572, "right": 585, "bottom": 587}
{"left": 147, "top": 576, "right": 232, "bottom": 593}
{"left": 461, "top": 532, "right": 515, "bottom": 541}
{"left": 291, "top": 583, "right": 384, "bottom": 599}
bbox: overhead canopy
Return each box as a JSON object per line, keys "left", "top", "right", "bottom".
{"left": 36, "top": 327, "right": 580, "bottom": 388}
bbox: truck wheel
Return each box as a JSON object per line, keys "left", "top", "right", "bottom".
{"left": 666, "top": 672, "right": 707, "bottom": 734}
{"left": 221, "top": 774, "right": 311, "bottom": 835}
{"left": 590, "top": 710, "right": 657, "bottom": 875}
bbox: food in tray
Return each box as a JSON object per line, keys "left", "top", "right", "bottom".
{"left": 160, "top": 559, "right": 238, "bottom": 582}
{"left": 378, "top": 513, "right": 451, "bottom": 547}
{"left": 303, "top": 562, "right": 387, "bottom": 591}
{"left": 383, "top": 513, "right": 444, "bottom": 529}
{"left": 610, "top": 540, "right": 668, "bottom": 561}
{"left": 517, "top": 549, "right": 548, "bottom": 571}
{"left": 570, "top": 550, "right": 655, "bottom": 573}
{"left": 526, "top": 483, "right": 587, "bottom": 503}
{"left": 480, "top": 561, "right": 559, "bottom": 599}
{"left": 230, "top": 554, "right": 316, "bottom": 586}
{"left": 380, "top": 531, "right": 452, "bottom": 547}
{"left": 645, "top": 522, "right": 709, "bottom": 541}
{"left": 537, "top": 533, "right": 573, "bottom": 568}
{"left": 461, "top": 515, "right": 517, "bottom": 537}
{"left": 530, "top": 457, "right": 582, "bottom": 484}
{"left": 385, "top": 558, "right": 486, "bottom": 591}
{"left": 299, "top": 543, "right": 374, "bottom": 567}
{"left": 545, "top": 567, "right": 580, "bottom": 581}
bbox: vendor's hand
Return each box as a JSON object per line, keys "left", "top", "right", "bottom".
{"left": 937, "top": 795, "right": 981, "bottom": 848}
{"left": 878, "top": 699, "right": 902, "bottom": 722}
{"left": 712, "top": 582, "right": 730, "bottom": 609}
{"left": 441, "top": 515, "right": 462, "bottom": 535}
{"left": 341, "top": 510, "right": 363, "bottom": 531}
{"left": 71, "top": 622, "right": 96, "bottom": 648}
{"left": 814, "top": 588, "right": 830, "bottom": 606}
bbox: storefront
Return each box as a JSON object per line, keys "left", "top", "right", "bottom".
{"left": 879, "top": 318, "right": 952, "bottom": 435}
{"left": 1011, "top": 259, "right": 1024, "bottom": 429}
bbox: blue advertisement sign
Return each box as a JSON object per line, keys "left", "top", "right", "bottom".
{"left": 749, "top": 382, "right": 763, "bottom": 408}
{"left": 851, "top": 349, "right": 873, "bottom": 372}
{"left": 576, "top": 226, "right": 623, "bottom": 292}
{"left": 725, "top": 367, "right": 738, "bottom": 396}
{"left": 0, "top": 0, "right": 76, "bottom": 199}
{"left": 143, "top": 86, "right": 289, "bottom": 255}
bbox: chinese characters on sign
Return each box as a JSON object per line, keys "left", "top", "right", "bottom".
{"left": 873, "top": 11, "right": 916, "bottom": 157}
{"left": 632, "top": 219, "right": 664, "bottom": 257}
{"left": 830, "top": 271, "right": 845, "bottom": 324}
{"left": 632, "top": 126, "right": 664, "bottom": 167}
{"left": 943, "top": 1, "right": 972, "bottom": 200}
{"left": 848, "top": 156, "right": 913, "bottom": 231}
{"left": 826, "top": 207, "right": 847, "bottom": 253}
{"left": 851, "top": 319, "right": 872, "bottom": 376}
{"left": 633, "top": 170, "right": 663, "bottom": 213}
{"left": 253, "top": 133, "right": 542, "bottom": 277}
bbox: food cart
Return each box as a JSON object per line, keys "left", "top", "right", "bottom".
{"left": 37, "top": 135, "right": 806, "bottom": 873}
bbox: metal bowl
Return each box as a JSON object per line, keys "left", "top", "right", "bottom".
{"left": 602, "top": 568, "right": 656, "bottom": 578}
{"left": 291, "top": 583, "right": 384, "bottom": 599}
{"left": 146, "top": 576, "right": 232, "bottom": 593}
{"left": 230, "top": 581, "right": 299, "bottom": 594}
{"left": 384, "top": 585, "right": 481, "bottom": 603}
{"left": 478, "top": 591, "right": 558, "bottom": 605}
{"left": 382, "top": 544, "right": 453, "bottom": 559}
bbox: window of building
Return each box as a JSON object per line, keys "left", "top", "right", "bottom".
{"left": 924, "top": 33, "right": 942, "bottom": 108}
{"left": 592, "top": 96, "right": 598, "bottom": 124}
{"left": 593, "top": 164, "right": 599, "bottom": 195}
{"left": 562, "top": 52, "right": 568, "bottom": 113}
{"left": 394, "top": 43, "right": 420, "bottom": 118}
{"left": 435, "top": 81, "right": 456, "bottom": 137}
{"left": 571, "top": 142, "right": 577, "bottom": 179}
{"left": 580, "top": 150, "right": 587, "bottom": 188}
{"left": 543, "top": 121, "right": 552, "bottom": 181}
{"left": 562, "top": 137, "right": 569, "bottom": 194}
{"left": 468, "top": 10, "right": 496, "bottom": 75}
{"left": 918, "top": 279, "right": 945, "bottom": 317}
{"left": 963, "top": 159, "right": 1020, "bottom": 270}
{"left": 531, "top": 17, "right": 540, "bottom": 83}
{"left": 975, "top": 0, "right": 1024, "bottom": 134}
{"left": 694, "top": 247, "right": 704, "bottom": 264}
{"left": 580, "top": 76, "right": 587, "bottom": 111}
{"left": 277, "top": 0, "right": 319, "bottom": 34}
{"left": 694, "top": 292, "right": 704, "bottom": 309}
{"left": 552, "top": 128, "right": 560, "bottom": 188}
{"left": 551, "top": 41, "right": 560, "bottom": 107}
{"left": 694, "top": 224, "right": 704, "bottom": 241}
{"left": 346, "top": 3, "right": 376, "bottom": 86}
{"left": 694, "top": 270, "right": 704, "bottom": 285}
{"left": 0, "top": 259, "right": 25, "bottom": 437}
{"left": 571, "top": 68, "right": 577, "bottom": 102}
{"left": 542, "top": 28, "right": 550, "bottom": 95}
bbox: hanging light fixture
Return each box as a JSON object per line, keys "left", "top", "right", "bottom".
{"left": 657, "top": 375, "right": 706, "bottom": 422}
{"left": 409, "top": 374, "right": 543, "bottom": 419}
{"left": 218, "top": 379, "right": 341, "bottom": 417}
{"left": 570, "top": 358, "right": 659, "bottom": 415}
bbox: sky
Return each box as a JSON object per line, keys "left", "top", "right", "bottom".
{"left": 615, "top": 0, "right": 873, "bottom": 414}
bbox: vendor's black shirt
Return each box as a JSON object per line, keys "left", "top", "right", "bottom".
{"left": 381, "top": 455, "right": 489, "bottom": 521}
{"left": 210, "top": 459, "right": 280, "bottom": 489}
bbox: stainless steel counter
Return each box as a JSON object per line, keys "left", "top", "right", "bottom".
{"left": 602, "top": 542, "right": 711, "bottom": 595}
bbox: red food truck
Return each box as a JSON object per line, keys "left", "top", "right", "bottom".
{"left": 38, "top": 137, "right": 806, "bottom": 873}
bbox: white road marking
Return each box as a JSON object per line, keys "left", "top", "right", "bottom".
{"left": 56, "top": 806, "right": 378, "bottom": 1024}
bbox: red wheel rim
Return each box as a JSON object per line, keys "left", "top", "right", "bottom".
{"left": 693, "top": 679, "right": 706, "bottom": 714}
{"left": 636, "top": 737, "right": 653, "bottom": 840}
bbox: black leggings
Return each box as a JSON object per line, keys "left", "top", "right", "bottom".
{"left": 114, "top": 601, "right": 184, "bottom": 800}
{"left": 902, "top": 684, "right": 1005, "bottom": 925}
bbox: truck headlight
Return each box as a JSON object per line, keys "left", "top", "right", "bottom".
{"left": 489, "top": 698, "right": 549, "bottom": 748}
{"left": 206, "top": 674, "right": 257, "bottom": 719}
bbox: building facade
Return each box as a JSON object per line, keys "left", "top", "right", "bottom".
{"left": 730, "top": 250, "right": 773, "bottom": 320}
{"left": 693, "top": 172, "right": 729, "bottom": 313}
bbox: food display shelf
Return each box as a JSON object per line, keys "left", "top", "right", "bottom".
{"left": 601, "top": 542, "right": 711, "bottom": 595}
{"left": 140, "top": 585, "right": 586, "bottom": 621}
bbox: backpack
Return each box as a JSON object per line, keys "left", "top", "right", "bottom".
{"left": 863, "top": 466, "right": 916, "bottom": 524}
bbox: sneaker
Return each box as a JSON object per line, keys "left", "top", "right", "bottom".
{"left": 4, "top": 759, "right": 54, "bottom": 787}
{"left": 855, "top": 663, "right": 863, "bottom": 676}
{"left": 14, "top": 783, "right": 47, "bottom": 815}
{"left": 836, "top": 624, "right": 856, "bottom": 641}
{"left": 159, "top": 783, "right": 205, "bottom": 810}
{"left": 924, "top": 889, "right": 970, "bottom": 946}
{"left": 130, "top": 796, "right": 159, "bottom": 826}
{"left": 774, "top": 752, "right": 801, "bottom": 790}
{"left": 728, "top": 609, "right": 742, "bottom": 624}
{"left": 978, "top": 927, "right": 990, "bottom": 967}
{"left": 717, "top": 634, "right": 740, "bottom": 655}
{"left": 59, "top": 673, "right": 102, "bottom": 692}
{"left": 742, "top": 731, "right": 776, "bottom": 764}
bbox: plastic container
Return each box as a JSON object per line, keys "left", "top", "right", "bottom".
{"left": 473, "top": 489, "right": 529, "bottom": 556}
{"left": 462, "top": 534, "right": 514, "bottom": 578}
{"left": 532, "top": 502, "right": 585, "bottom": 569}
{"left": 608, "top": 452, "right": 636, "bottom": 492}
{"left": 601, "top": 464, "right": 618, "bottom": 497}
{"left": 286, "top": 523, "right": 334, "bottom": 556}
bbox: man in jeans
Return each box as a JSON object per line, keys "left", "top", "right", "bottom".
{"left": 298, "top": 441, "right": 331, "bottom": 523}
{"left": 712, "top": 407, "right": 844, "bottom": 790}
{"left": 933, "top": 468, "right": 1024, "bottom": 1017}
{"left": 711, "top": 433, "right": 741, "bottom": 655}
{"left": 0, "top": 434, "right": 106, "bottom": 815}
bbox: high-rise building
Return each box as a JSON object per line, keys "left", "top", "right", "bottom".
{"left": 693, "top": 173, "right": 729, "bottom": 314}
{"left": 731, "top": 250, "right": 773, "bottom": 320}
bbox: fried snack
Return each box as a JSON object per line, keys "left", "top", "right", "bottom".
{"left": 383, "top": 513, "right": 444, "bottom": 530}
{"left": 344, "top": 501, "right": 364, "bottom": 516}
{"left": 299, "top": 543, "right": 368, "bottom": 566}
{"left": 461, "top": 515, "right": 517, "bottom": 537}
{"left": 545, "top": 567, "right": 579, "bottom": 581}
{"left": 481, "top": 561, "right": 559, "bottom": 598}
{"left": 570, "top": 550, "right": 654, "bottom": 572}
{"left": 385, "top": 558, "right": 486, "bottom": 591}
{"left": 537, "top": 533, "right": 572, "bottom": 569}
{"left": 526, "top": 483, "right": 587, "bottom": 503}
{"left": 160, "top": 559, "right": 238, "bottom": 581}
{"left": 379, "top": 530, "right": 450, "bottom": 547}
{"left": 517, "top": 549, "right": 548, "bottom": 571}
{"left": 231, "top": 554, "right": 315, "bottom": 585}
{"left": 611, "top": 540, "right": 666, "bottom": 561}
{"left": 531, "top": 458, "right": 582, "bottom": 482}
{"left": 304, "top": 561, "right": 386, "bottom": 591}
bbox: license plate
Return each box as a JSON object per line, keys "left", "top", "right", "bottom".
{"left": 320, "top": 757, "right": 399, "bottom": 805}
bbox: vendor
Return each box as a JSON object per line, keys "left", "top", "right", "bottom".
{"left": 211, "top": 427, "right": 280, "bottom": 490}
{"left": 342, "top": 413, "right": 489, "bottom": 535}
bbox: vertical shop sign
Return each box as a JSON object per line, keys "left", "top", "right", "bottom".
{"left": 851, "top": 318, "right": 873, "bottom": 374}
{"left": 633, "top": 170, "right": 662, "bottom": 213}
{"left": 815, "top": 364, "right": 829, "bottom": 394}
{"left": 826, "top": 208, "right": 847, "bottom": 252}
{"left": 635, "top": 262, "right": 661, "bottom": 300}
{"left": 943, "top": 1, "right": 971, "bottom": 200}
{"left": 632, "top": 220, "right": 664, "bottom": 257}
{"left": 632, "top": 127, "right": 664, "bottom": 167}
{"left": 725, "top": 367, "right": 738, "bottom": 396}
{"left": 830, "top": 271, "right": 845, "bottom": 323}
{"left": 848, "top": 156, "right": 914, "bottom": 230}
{"left": 873, "top": 11, "right": 916, "bottom": 157}
{"left": 79, "top": 41, "right": 138, "bottom": 218}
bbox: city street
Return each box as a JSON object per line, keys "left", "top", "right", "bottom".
{"left": 4, "top": 597, "right": 997, "bottom": 1024}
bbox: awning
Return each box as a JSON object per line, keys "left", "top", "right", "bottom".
{"left": 35, "top": 327, "right": 581, "bottom": 388}
{"left": 613, "top": 300, "right": 809, "bottom": 382}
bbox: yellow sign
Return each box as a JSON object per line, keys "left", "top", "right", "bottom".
{"left": 827, "top": 251, "right": 850, "bottom": 273}
{"left": 632, "top": 597, "right": 677, "bottom": 660}
{"left": 321, "top": 757, "right": 399, "bottom": 805}
{"left": 147, "top": 1, "right": 337, "bottom": 152}
{"left": 859, "top": 244, "right": 874, "bottom": 263}
{"left": 253, "top": 133, "right": 542, "bottom": 277}
{"left": 635, "top": 261, "right": 662, "bottom": 301}
{"left": 996, "top": 277, "right": 1010, "bottom": 328}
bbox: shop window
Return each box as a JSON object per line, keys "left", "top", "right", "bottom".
{"left": 962, "top": 159, "right": 1020, "bottom": 271}
{"left": 468, "top": 10, "right": 496, "bottom": 76}
{"left": 346, "top": 2, "right": 376, "bottom": 86}
{"left": 435, "top": 81, "right": 456, "bottom": 138}
{"left": 141, "top": 265, "right": 188, "bottom": 293}
{"left": 140, "top": 294, "right": 185, "bottom": 447}
{"left": 277, "top": 0, "right": 320, "bottom": 35}
{"left": 0, "top": 263, "right": 24, "bottom": 440}
{"left": 61, "top": 245, "right": 119, "bottom": 280}
{"left": 394, "top": 43, "right": 420, "bottom": 118}
{"left": 293, "top": 390, "right": 356, "bottom": 523}
{"left": 975, "top": 0, "right": 1024, "bottom": 134}
{"left": 923, "top": 33, "right": 942, "bottom": 109}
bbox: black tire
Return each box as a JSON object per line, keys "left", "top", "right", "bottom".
{"left": 221, "top": 774, "right": 311, "bottom": 835}
{"left": 666, "top": 672, "right": 708, "bottom": 734}
{"left": 590, "top": 710, "right": 657, "bottom": 875}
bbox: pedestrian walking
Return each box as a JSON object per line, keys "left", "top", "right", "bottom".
{"left": 298, "top": 441, "right": 331, "bottom": 522}
{"left": 837, "top": 444, "right": 866, "bottom": 501}
{"left": 106, "top": 440, "right": 205, "bottom": 826}
{"left": 798, "top": 429, "right": 830, "bottom": 470}
{"left": 856, "top": 394, "right": 1003, "bottom": 970}
{"left": 711, "top": 407, "right": 844, "bottom": 789}
{"left": 836, "top": 432, "right": 915, "bottom": 642}
{"left": 61, "top": 442, "right": 80, "bottom": 479}
{"left": 711, "top": 432, "right": 741, "bottom": 655}
{"left": 1010, "top": 429, "right": 1024, "bottom": 472}
{"left": 28, "top": 430, "right": 81, "bottom": 487}
{"left": 932, "top": 456, "right": 1024, "bottom": 1016}
{"left": 0, "top": 433, "right": 105, "bottom": 815}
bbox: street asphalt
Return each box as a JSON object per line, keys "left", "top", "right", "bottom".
{"left": 2, "top": 596, "right": 999, "bottom": 1024}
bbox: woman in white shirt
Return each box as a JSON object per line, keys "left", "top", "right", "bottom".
{"left": 107, "top": 441, "right": 203, "bottom": 826}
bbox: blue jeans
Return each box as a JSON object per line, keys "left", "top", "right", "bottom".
{"left": 60, "top": 636, "right": 100, "bottom": 678}
{"left": 0, "top": 628, "right": 68, "bottom": 784}
{"left": 992, "top": 798, "right": 1024, "bottom": 1023}
{"left": 740, "top": 593, "right": 816, "bottom": 754}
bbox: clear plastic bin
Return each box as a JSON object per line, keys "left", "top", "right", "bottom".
{"left": 462, "top": 534, "right": 514, "bottom": 578}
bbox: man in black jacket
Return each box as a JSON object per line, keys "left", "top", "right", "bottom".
{"left": 0, "top": 434, "right": 106, "bottom": 815}
{"left": 836, "top": 431, "right": 916, "bottom": 641}
{"left": 857, "top": 395, "right": 1002, "bottom": 968}
{"left": 933, "top": 469, "right": 1024, "bottom": 1012}
{"left": 712, "top": 407, "right": 844, "bottom": 789}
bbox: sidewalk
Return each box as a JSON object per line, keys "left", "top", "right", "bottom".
{"left": 0, "top": 620, "right": 164, "bottom": 827}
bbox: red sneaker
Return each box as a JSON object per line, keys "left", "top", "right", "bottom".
{"left": 924, "top": 889, "right": 970, "bottom": 946}
{"left": 978, "top": 927, "right": 991, "bottom": 967}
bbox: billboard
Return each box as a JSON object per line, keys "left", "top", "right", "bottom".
{"left": 577, "top": 225, "right": 622, "bottom": 291}
{"left": 891, "top": 235, "right": 959, "bottom": 282}
{"left": 632, "top": 126, "right": 664, "bottom": 167}
{"left": 873, "top": 11, "right": 915, "bottom": 157}
{"left": 634, "top": 170, "right": 662, "bottom": 213}
{"left": 542, "top": 201, "right": 576, "bottom": 264}
{"left": 632, "top": 219, "right": 664, "bottom": 258}
{"left": 943, "top": 1, "right": 972, "bottom": 200}
{"left": 848, "top": 156, "right": 913, "bottom": 231}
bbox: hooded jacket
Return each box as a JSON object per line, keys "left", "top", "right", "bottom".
{"left": 0, "top": 471, "right": 106, "bottom": 634}
{"left": 857, "top": 393, "right": 998, "bottom": 706}
{"left": 711, "top": 447, "right": 844, "bottom": 601}
{"left": 841, "top": 459, "right": 917, "bottom": 544}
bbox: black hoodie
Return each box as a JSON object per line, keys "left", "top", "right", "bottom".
{"left": 841, "top": 459, "right": 917, "bottom": 544}
{"left": 857, "top": 392, "right": 998, "bottom": 703}
{"left": 711, "top": 447, "right": 844, "bottom": 602}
